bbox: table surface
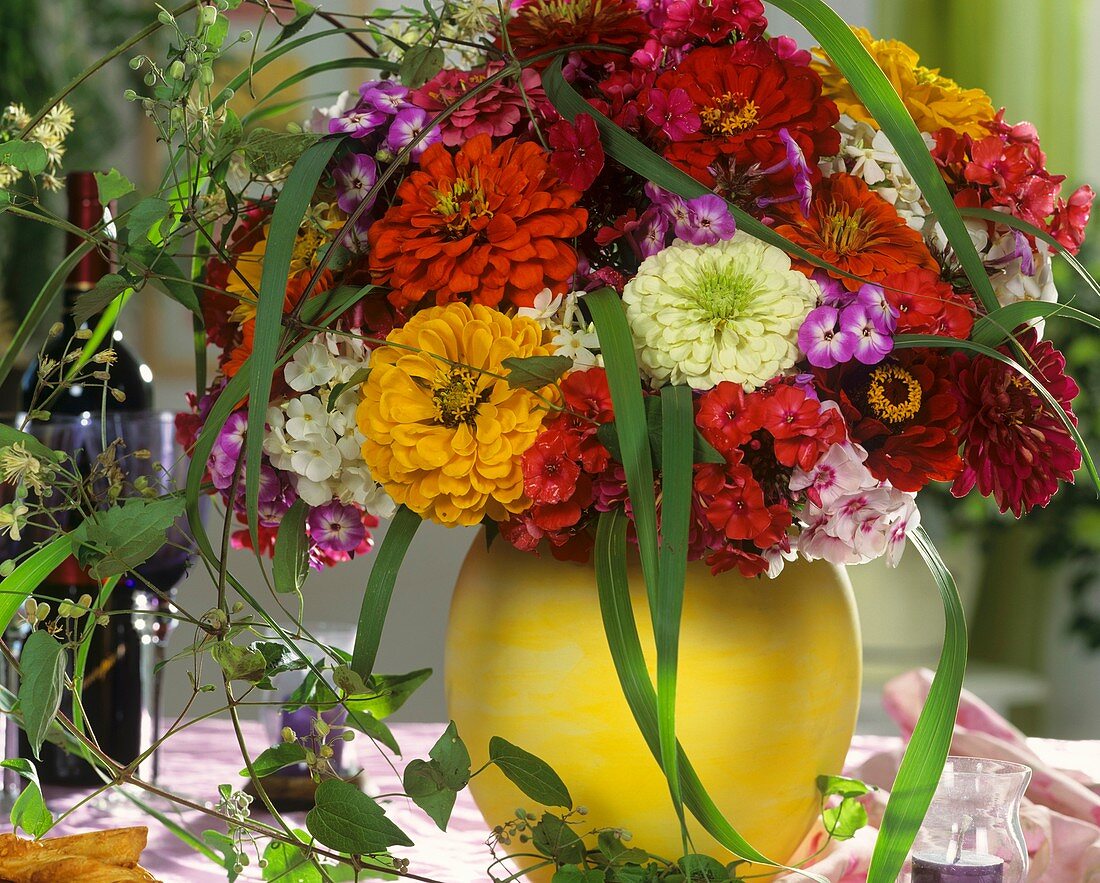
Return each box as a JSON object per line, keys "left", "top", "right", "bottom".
{"left": 38, "top": 721, "right": 1100, "bottom": 883}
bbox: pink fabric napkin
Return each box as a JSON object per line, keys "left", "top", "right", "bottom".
{"left": 779, "top": 669, "right": 1100, "bottom": 882}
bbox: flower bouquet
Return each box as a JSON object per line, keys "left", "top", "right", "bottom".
{"left": 0, "top": 0, "right": 1096, "bottom": 881}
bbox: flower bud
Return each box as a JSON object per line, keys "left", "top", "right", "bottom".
{"left": 0, "top": 560, "right": 14, "bottom": 578}
{"left": 157, "top": 10, "right": 174, "bottom": 24}
{"left": 77, "top": 593, "right": 93, "bottom": 611}
{"left": 281, "top": 726, "right": 295, "bottom": 743}
{"left": 110, "top": 388, "right": 127, "bottom": 403}
{"left": 75, "top": 328, "right": 93, "bottom": 340}
{"left": 239, "top": 30, "right": 253, "bottom": 43}
{"left": 144, "top": 72, "right": 157, "bottom": 87}
{"left": 168, "top": 60, "right": 186, "bottom": 81}
{"left": 35, "top": 601, "right": 51, "bottom": 621}
{"left": 200, "top": 65, "right": 214, "bottom": 86}
{"left": 48, "top": 322, "right": 64, "bottom": 338}
{"left": 123, "top": 89, "right": 138, "bottom": 102}
{"left": 58, "top": 601, "right": 72, "bottom": 618}
{"left": 201, "top": 5, "right": 218, "bottom": 26}
{"left": 129, "top": 56, "right": 145, "bottom": 70}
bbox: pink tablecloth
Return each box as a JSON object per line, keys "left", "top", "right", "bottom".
{"left": 39, "top": 720, "right": 1100, "bottom": 883}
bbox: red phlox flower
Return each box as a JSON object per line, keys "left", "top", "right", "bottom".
{"left": 548, "top": 113, "right": 605, "bottom": 191}
{"left": 755, "top": 382, "right": 847, "bottom": 470}
{"left": 884, "top": 268, "right": 976, "bottom": 340}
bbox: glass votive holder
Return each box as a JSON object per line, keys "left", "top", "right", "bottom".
{"left": 903, "top": 757, "right": 1031, "bottom": 883}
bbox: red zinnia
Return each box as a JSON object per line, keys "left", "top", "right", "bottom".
{"left": 883, "top": 268, "right": 976, "bottom": 340}
{"left": 951, "top": 330, "right": 1081, "bottom": 517}
{"left": 505, "top": 0, "right": 649, "bottom": 63}
{"left": 816, "top": 351, "right": 963, "bottom": 493}
{"left": 368, "top": 135, "right": 587, "bottom": 309}
{"left": 652, "top": 41, "right": 839, "bottom": 189}
{"left": 773, "top": 173, "right": 939, "bottom": 291}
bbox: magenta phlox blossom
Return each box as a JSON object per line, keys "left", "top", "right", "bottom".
{"left": 332, "top": 152, "right": 379, "bottom": 214}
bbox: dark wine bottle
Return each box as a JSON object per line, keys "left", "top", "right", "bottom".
{"left": 17, "top": 173, "right": 154, "bottom": 786}
{"left": 19, "top": 171, "right": 154, "bottom": 414}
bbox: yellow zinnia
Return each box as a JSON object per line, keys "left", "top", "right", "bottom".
{"left": 357, "top": 303, "right": 556, "bottom": 526}
{"left": 813, "top": 27, "right": 995, "bottom": 139}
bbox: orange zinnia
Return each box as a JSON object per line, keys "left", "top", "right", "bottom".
{"left": 772, "top": 173, "right": 938, "bottom": 291}
{"left": 368, "top": 134, "right": 588, "bottom": 310}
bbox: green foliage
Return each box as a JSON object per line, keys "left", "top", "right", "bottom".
{"left": 70, "top": 496, "right": 186, "bottom": 579}
{"left": 72, "top": 272, "right": 132, "bottom": 326}
{"left": 240, "top": 128, "right": 323, "bottom": 177}
{"left": 92, "top": 167, "right": 135, "bottom": 201}
{"left": 326, "top": 367, "right": 372, "bottom": 412}
{"left": 305, "top": 779, "right": 414, "bottom": 855}
{"left": 126, "top": 196, "right": 172, "bottom": 245}
{"left": 817, "top": 774, "right": 872, "bottom": 841}
{"left": 0, "top": 141, "right": 47, "bottom": 174}
{"left": 270, "top": 0, "right": 318, "bottom": 49}
{"left": 401, "top": 722, "right": 470, "bottom": 830}
{"left": 501, "top": 355, "right": 573, "bottom": 391}
{"left": 18, "top": 630, "right": 67, "bottom": 759}
{"left": 399, "top": 45, "right": 445, "bottom": 88}
{"left": 532, "top": 813, "right": 586, "bottom": 864}
{"left": 489, "top": 736, "right": 572, "bottom": 809}
{"left": 203, "top": 830, "right": 242, "bottom": 883}
{"left": 1, "top": 758, "right": 52, "bottom": 837}
{"left": 244, "top": 743, "right": 308, "bottom": 779}
{"left": 274, "top": 499, "right": 311, "bottom": 595}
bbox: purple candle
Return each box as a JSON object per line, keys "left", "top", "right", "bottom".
{"left": 912, "top": 853, "right": 1004, "bottom": 883}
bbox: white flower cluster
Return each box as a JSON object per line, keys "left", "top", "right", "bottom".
{"left": 517, "top": 288, "right": 603, "bottom": 371}
{"left": 822, "top": 115, "right": 934, "bottom": 233}
{"left": 824, "top": 115, "right": 1058, "bottom": 311}
{"left": 264, "top": 334, "right": 395, "bottom": 517}
{"left": 791, "top": 442, "right": 920, "bottom": 567}
{"left": 0, "top": 102, "right": 75, "bottom": 191}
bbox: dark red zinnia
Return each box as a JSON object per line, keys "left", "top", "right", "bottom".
{"left": 950, "top": 330, "right": 1081, "bottom": 517}
{"left": 816, "top": 351, "right": 963, "bottom": 493}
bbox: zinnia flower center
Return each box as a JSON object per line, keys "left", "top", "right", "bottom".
{"left": 433, "top": 174, "right": 493, "bottom": 238}
{"left": 820, "top": 203, "right": 873, "bottom": 256}
{"left": 432, "top": 367, "right": 485, "bottom": 427}
{"left": 691, "top": 263, "right": 757, "bottom": 324}
{"left": 700, "top": 92, "right": 760, "bottom": 137}
{"left": 865, "top": 363, "right": 922, "bottom": 424}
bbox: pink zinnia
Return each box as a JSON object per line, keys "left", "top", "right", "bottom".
{"left": 411, "top": 62, "right": 547, "bottom": 147}
{"left": 950, "top": 330, "right": 1081, "bottom": 517}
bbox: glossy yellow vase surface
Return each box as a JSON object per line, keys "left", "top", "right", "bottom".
{"left": 445, "top": 536, "right": 862, "bottom": 876}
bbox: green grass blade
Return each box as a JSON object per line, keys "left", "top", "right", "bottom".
{"left": 894, "top": 333, "right": 1100, "bottom": 494}
{"left": 350, "top": 505, "right": 422, "bottom": 680}
{"left": 247, "top": 58, "right": 397, "bottom": 122}
{"left": 0, "top": 240, "right": 95, "bottom": 388}
{"left": 769, "top": 0, "right": 999, "bottom": 315}
{"left": 971, "top": 301, "right": 1100, "bottom": 348}
{"left": 656, "top": 385, "right": 693, "bottom": 841}
{"left": 959, "top": 206, "right": 1100, "bottom": 303}
{"left": 586, "top": 287, "right": 660, "bottom": 596}
{"left": 0, "top": 537, "right": 72, "bottom": 629}
{"left": 594, "top": 510, "right": 827, "bottom": 882}
{"left": 71, "top": 576, "right": 120, "bottom": 736}
{"left": 867, "top": 526, "right": 967, "bottom": 882}
{"left": 244, "top": 137, "right": 341, "bottom": 547}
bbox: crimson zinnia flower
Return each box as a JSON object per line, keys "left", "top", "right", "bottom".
{"left": 652, "top": 40, "right": 840, "bottom": 189}
{"left": 816, "top": 351, "right": 963, "bottom": 493}
{"left": 951, "top": 330, "right": 1081, "bottom": 516}
{"left": 505, "top": 0, "right": 649, "bottom": 62}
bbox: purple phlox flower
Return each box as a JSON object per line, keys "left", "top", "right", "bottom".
{"left": 798, "top": 305, "right": 857, "bottom": 369}
{"left": 779, "top": 128, "right": 813, "bottom": 218}
{"left": 328, "top": 106, "right": 387, "bottom": 139}
{"left": 308, "top": 501, "right": 367, "bottom": 554}
{"left": 636, "top": 207, "right": 670, "bottom": 258}
{"left": 332, "top": 152, "right": 379, "bottom": 214}
{"left": 644, "top": 87, "right": 700, "bottom": 142}
{"left": 209, "top": 411, "right": 248, "bottom": 490}
{"left": 385, "top": 106, "right": 441, "bottom": 160}
{"left": 855, "top": 284, "right": 898, "bottom": 334}
{"left": 843, "top": 303, "right": 894, "bottom": 365}
{"left": 359, "top": 80, "right": 409, "bottom": 115}
{"left": 680, "top": 194, "right": 737, "bottom": 245}
{"left": 812, "top": 270, "right": 858, "bottom": 309}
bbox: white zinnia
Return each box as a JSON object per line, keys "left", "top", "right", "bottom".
{"left": 621, "top": 233, "right": 819, "bottom": 391}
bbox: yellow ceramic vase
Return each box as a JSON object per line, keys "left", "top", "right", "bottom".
{"left": 445, "top": 536, "right": 861, "bottom": 879}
